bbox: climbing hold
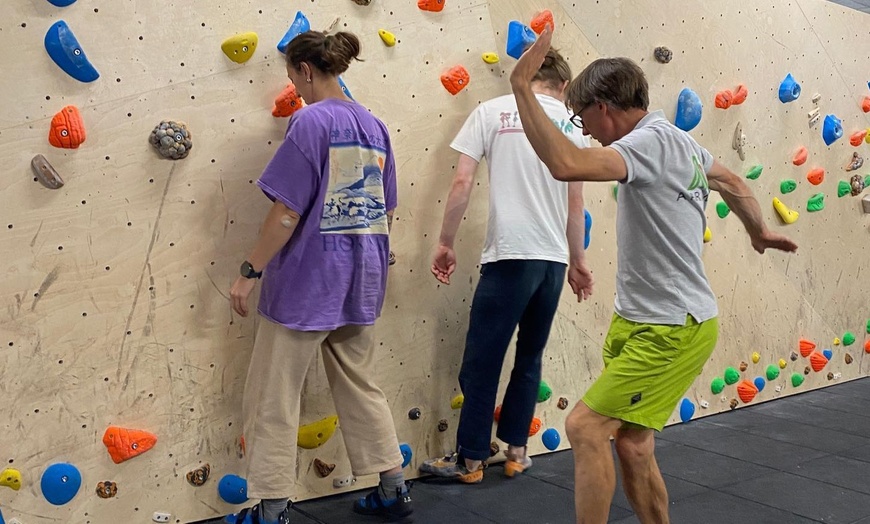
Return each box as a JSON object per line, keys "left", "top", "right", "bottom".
{"left": 313, "top": 458, "right": 335, "bottom": 478}
{"left": 862, "top": 96, "right": 870, "bottom": 113}
{"left": 716, "top": 201, "right": 730, "bottom": 218}
{"left": 822, "top": 114, "right": 843, "bottom": 145}
{"left": 754, "top": 377, "right": 766, "bottom": 392}
{"left": 699, "top": 400, "right": 710, "bottom": 409}
{"left": 538, "top": 381, "right": 552, "bottom": 402}
{"left": 845, "top": 152, "right": 864, "bottom": 172}
{"left": 806, "top": 193, "right": 825, "bottom": 212}
{"left": 843, "top": 332, "right": 856, "bottom": 346}
{"left": 714, "top": 89, "right": 733, "bottom": 109}
{"left": 48, "top": 105, "right": 86, "bottom": 149}
{"left": 528, "top": 417, "right": 542, "bottom": 436}
{"left": 399, "top": 443, "right": 412, "bottom": 468}
{"left": 277, "top": 12, "right": 310, "bottom": 54}
{"left": 746, "top": 165, "right": 763, "bottom": 180}
{"left": 739, "top": 361, "right": 748, "bottom": 372}
{"left": 417, "top": 0, "right": 445, "bottom": 12}
{"left": 810, "top": 351, "right": 828, "bottom": 372}
{"left": 827, "top": 372, "right": 835, "bottom": 380}
{"left": 865, "top": 340, "right": 870, "bottom": 353}
{"left": 791, "top": 373, "right": 805, "bottom": 387}
{"left": 149, "top": 120, "right": 193, "bottom": 160}
{"left": 44, "top": 20, "right": 100, "bottom": 83}
{"left": 437, "top": 419, "right": 448, "bottom": 432}
{"left": 338, "top": 76, "right": 354, "bottom": 100}
{"left": 724, "top": 367, "right": 740, "bottom": 385}
{"left": 806, "top": 168, "right": 824, "bottom": 186}
{"left": 737, "top": 380, "right": 758, "bottom": 403}
{"left": 440, "top": 65, "right": 470, "bottom": 95}
{"left": 778, "top": 359, "right": 787, "bottom": 369}
{"left": 612, "top": 184, "right": 619, "bottom": 201}
{"left": 792, "top": 147, "right": 808, "bottom": 166}
{"left": 804, "top": 365, "right": 812, "bottom": 375}
{"left": 679, "top": 398, "right": 695, "bottom": 422}
{"left": 838, "top": 180, "right": 851, "bottom": 198}
{"left": 221, "top": 32, "right": 258, "bottom": 64}
{"left": 584, "top": 209, "right": 592, "bottom": 249}
{"left": 0, "top": 468, "right": 21, "bottom": 491}
{"left": 845, "top": 353, "right": 854, "bottom": 364}
{"left": 298, "top": 415, "right": 338, "bottom": 449}
{"left": 408, "top": 407, "right": 421, "bottom": 420}
{"left": 711, "top": 377, "right": 726, "bottom": 394}
{"left": 557, "top": 397, "right": 569, "bottom": 410}
{"left": 350, "top": 0, "right": 371, "bottom": 5}
{"left": 703, "top": 227, "right": 712, "bottom": 243}
{"left": 822, "top": 348, "right": 833, "bottom": 360}
{"left": 729, "top": 399, "right": 739, "bottom": 410}
{"left": 834, "top": 337, "right": 841, "bottom": 346}
{"left": 867, "top": 319, "right": 870, "bottom": 334}
{"left": 506, "top": 21, "right": 536, "bottom": 60}
{"left": 378, "top": 29, "right": 396, "bottom": 47}
{"left": 778, "top": 73, "right": 801, "bottom": 103}
{"left": 102, "top": 426, "right": 157, "bottom": 464}
{"left": 31, "top": 154, "right": 64, "bottom": 189}
{"left": 47, "top": 0, "right": 77, "bottom": 5}
{"left": 732, "top": 122, "right": 746, "bottom": 161}
{"left": 481, "top": 52, "right": 500, "bottom": 64}
{"left": 772, "top": 197, "right": 799, "bottom": 224}
{"left": 41, "top": 463, "right": 82, "bottom": 505}
{"left": 489, "top": 442, "right": 500, "bottom": 457}
{"left": 790, "top": 351, "right": 799, "bottom": 361}
{"left": 653, "top": 46, "right": 672, "bottom": 63}
{"left": 799, "top": 338, "right": 816, "bottom": 357}
{"left": 493, "top": 404, "right": 502, "bottom": 422}
{"left": 272, "top": 84, "right": 304, "bottom": 118}
{"left": 95, "top": 480, "right": 118, "bottom": 499}
{"left": 541, "top": 428, "right": 561, "bottom": 450}
{"left": 186, "top": 464, "right": 210, "bottom": 486}
{"left": 752, "top": 352, "right": 761, "bottom": 364}
{"left": 850, "top": 130, "right": 867, "bottom": 146}
{"left": 674, "top": 88, "right": 702, "bottom": 132}
{"left": 766, "top": 365, "right": 780, "bottom": 381}
{"left": 732, "top": 84, "right": 748, "bottom": 105}
{"left": 217, "top": 474, "right": 248, "bottom": 505}
{"left": 780, "top": 179, "right": 797, "bottom": 194}
{"left": 451, "top": 394, "right": 464, "bottom": 409}
{"left": 530, "top": 10, "right": 554, "bottom": 34}
{"left": 850, "top": 174, "right": 866, "bottom": 195}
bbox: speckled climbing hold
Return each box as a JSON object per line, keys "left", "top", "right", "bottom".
{"left": 506, "top": 21, "right": 536, "bottom": 60}
{"left": 44, "top": 20, "right": 99, "bottom": 83}
{"left": 417, "top": 0, "right": 445, "bottom": 12}
{"left": 272, "top": 84, "right": 304, "bottom": 118}
{"left": 530, "top": 10, "right": 554, "bottom": 35}
{"left": 729, "top": 399, "right": 739, "bottom": 410}
{"left": 538, "top": 380, "right": 552, "bottom": 402}
{"left": 822, "top": 114, "right": 843, "bottom": 145}
{"left": 746, "top": 165, "right": 763, "bottom": 180}
{"left": 31, "top": 154, "right": 64, "bottom": 189}
{"left": 221, "top": 32, "right": 258, "bottom": 63}
{"left": 451, "top": 394, "right": 464, "bottom": 409}
{"left": 149, "top": 120, "right": 193, "bottom": 160}
{"left": 772, "top": 197, "right": 799, "bottom": 224}
{"left": 542, "top": 428, "right": 561, "bottom": 450}
{"left": 528, "top": 417, "right": 542, "bottom": 436}
{"left": 298, "top": 415, "right": 338, "bottom": 449}
{"left": 724, "top": 367, "right": 740, "bottom": 385}
{"left": 437, "top": 419, "right": 448, "bottom": 432}
{"left": 810, "top": 351, "right": 828, "bottom": 372}
{"left": 0, "top": 468, "right": 21, "bottom": 491}
{"left": 378, "top": 29, "right": 396, "bottom": 47}
{"left": 850, "top": 130, "right": 867, "bottom": 147}
{"left": 489, "top": 441, "right": 500, "bottom": 457}
{"left": 440, "top": 65, "right": 470, "bottom": 95}
{"left": 752, "top": 352, "right": 761, "bottom": 364}
{"left": 845, "top": 152, "right": 864, "bottom": 172}
{"left": 739, "top": 361, "right": 748, "bottom": 372}
{"left": 780, "top": 179, "right": 797, "bottom": 194}
{"left": 95, "top": 480, "right": 117, "bottom": 499}
{"left": 399, "top": 443, "right": 412, "bottom": 468}
{"left": 778, "top": 358, "right": 787, "bottom": 369}
{"left": 791, "top": 373, "right": 805, "bottom": 387}
{"left": 766, "top": 365, "right": 780, "bottom": 381}
{"left": 277, "top": 11, "right": 310, "bottom": 53}
{"left": 843, "top": 332, "right": 856, "bottom": 346}
{"left": 675, "top": 88, "right": 702, "bottom": 132}
{"left": 186, "top": 464, "right": 210, "bottom": 486}
{"left": 703, "top": 227, "right": 712, "bottom": 243}
{"left": 807, "top": 168, "right": 824, "bottom": 186}
{"left": 737, "top": 380, "right": 758, "bottom": 403}
{"left": 481, "top": 52, "right": 500, "bottom": 64}
{"left": 711, "top": 377, "right": 726, "bottom": 394}
{"left": 732, "top": 122, "right": 746, "bottom": 161}
{"left": 715, "top": 89, "right": 733, "bottom": 110}
{"left": 218, "top": 474, "right": 248, "bottom": 505}
{"left": 823, "top": 348, "right": 833, "bottom": 360}
{"left": 838, "top": 180, "right": 851, "bottom": 198}
{"left": 653, "top": 46, "right": 672, "bottom": 64}
{"left": 557, "top": 397, "right": 569, "bottom": 410}
{"left": 792, "top": 147, "right": 808, "bottom": 166}
{"left": 313, "top": 458, "right": 335, "bottom": 478}
{"left": 102, "top": 426, "right": 157, "bottom": 464}
{"left": 807, "top": 193, "right": 825, "bottom": 212}
{"left": 49, "top": 105, "right": 86, "bottom": 149}
{"left": 716, "top": 201, "right": 730, "bottom": 218}
{"left": 753, "top": 377, "right": 766, "bottom": 392}
{"left": 778, "top": 73, "right": 801, "bottom": 103}
{"left": 849, "top": 173, "right": 866, "bottom": 195}
{"left": 845, "top": 353, "right": 854, "bottom": 364}
{"left": 679, "top": 398, "right": 695, "bottom": 422}
{"left": 408, "top": 407, "right": 421, "bottom": 420}
{"left": 41, "top": 463, "right": 82, "bottom": 505}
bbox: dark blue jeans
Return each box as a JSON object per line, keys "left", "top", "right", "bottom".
{"left": 456, "top": 259, "right": 566, "bottom": 461}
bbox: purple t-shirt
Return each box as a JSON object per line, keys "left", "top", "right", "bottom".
{"left": 256, "top": 98, "right": 397, "bottom": 331}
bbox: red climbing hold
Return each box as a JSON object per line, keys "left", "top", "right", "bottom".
{"left": 792, "top": 147, "right": 808, "bottom": 166}
{"left": 862, "top": 96, "right": 870, "bottom": 113}
{"left": 809, "top": 351, "right": 828, "bottom": 372}
{"left": 102, "top": 426, "right": 157, "bottom": 464}
{"left": 417, "top": 0, "right": 445, "bottom": 12}
{"left": 806, "top": 168, "right": 825, "bottom": 186}
{"left": 850, "top": 130, "right": 867, "bottom": 147}
{"left": 493, "top": 404, "right": 501, "bottom": 423}
{"left": 272, "top": 84, "right": 304, "bottom": 118}
{"left": 799, "top": 338, "right": 816, "bottom": 358}
{"left": 528, "top": 417, "right": 542, "bottom": 436}
{"left": 440, "top": 65, "right": 470, "bottom": 95}
{"left": 530, "top": 10, "right": 554, "bottom": 35}
{"left": 715, "top": 90, "right": 733, "bottom": 109}
{"left": 731, "top": 84, "right": 748, "bottom": 105}
{"left": 737, "top": 379, "right": 758, "bottom": 403}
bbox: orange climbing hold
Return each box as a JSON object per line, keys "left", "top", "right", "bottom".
{"left": 792, "top": 146, "right": 808, "bottom": 166}
{"left": 850, "top": 130, "right": 867, "bottom": 147}
{"left": 530, "top": 10, "right": 554, "bottom": 35}
{"left": 493, "top": 404, "right": 501, "bottom": 423}
{"left": 799, "top": 338, "right": 816, "bottom": 357}
{"left": 862, "top": 96, "right": 870, "bottom": 113}
{"left": 806, "top": 168, "right": 825, "bottom": 186}
{"left": 810, "top": 351, "right": 828, "bottom": 372}
{"left": 528, "top": 417, "right": 542, "bottom": 436}
{"left": 272, "top": 84, "right": 304, "bottom": 118}
{"left": 731, "top": 84, "right": 748, "bottom": 105}
{"left": 440, "top": 65, "right": 470, "bottom": 95}
{"left": 737, "top": 379, "right": 758, "bottom": 403}
{"left": 417, "top": 0, "right": 445, "bottom": 12}
{"left": 715, "top": 90, "right": 733, "bottom": 109}
{"left": 102, "top": 426, "right": 157, "bottom": 464}
{"left": 48, "top": 105, "right": 86, "bottom": 149}
{"left": 865, "top": 339, "right": 870, "bottom": 353}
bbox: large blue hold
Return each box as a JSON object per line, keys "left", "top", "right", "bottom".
{"left": 506, "top": 21, "right": 536, "bottom": 59}
{"left": 754, "top": 376, "right": 766, "bottom": 392}
{"left": 679, "top": 398, "right": 695, "bottom": 423}
{"left": 822, "top": 115, "right": 843, "bottom": 146}
{"left": 399, "top": 443, "right": 412, "bottom": 468}
{"left": 277, "top": 11, "right": 310, "bottom": 53}
{"left": 41, "top": 463, "right": 82, "bottom": 505}
{"left": 674, "top": 88, "right": 702, "bottom": 132}
{"left": 218, "top": 474, "right": 248, "bottom": 505}
{"left": 47, "top": 0, "right": 77, "bottom": 5}
{"left": 778, "top": 73, "right": 801, "bottom": 103}
{"left": 542, "top": 428, "right": 561, "bottom": 451}
{"left": 44, "top": 20, "right": 100, "bottom": 83}
{"left": 584, "top": 209, "right": 592, "bottom": 249}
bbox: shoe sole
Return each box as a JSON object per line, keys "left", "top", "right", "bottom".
{"left": 503, "top": 460, "right": 531, "bottom": 478}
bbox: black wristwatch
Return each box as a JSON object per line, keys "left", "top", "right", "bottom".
{"left": 240, "top": 261, "right": 262, "bottom": 279}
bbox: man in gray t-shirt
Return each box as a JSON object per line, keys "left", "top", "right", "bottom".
{"left": 509, "top": 28, "right": 798, "bottom": 524}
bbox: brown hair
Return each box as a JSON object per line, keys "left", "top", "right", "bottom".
{"left": 532, "top": 48, "right": 572, "bottom": 89}
{"left": 284, "top": 31, "right": 362, "bottom": 76}
{"left": 566, "top": 57, "right": 649, "bottom": 112}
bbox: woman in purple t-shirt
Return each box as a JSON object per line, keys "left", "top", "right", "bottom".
{"left": 227, "top": 30, "right": 410, "bottom": 524}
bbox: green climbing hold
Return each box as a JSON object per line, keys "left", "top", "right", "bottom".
{"left": 765, "top": 365, "right": 780, "bottom": 381}
{"left": 724, "top": 367, "right": 740, "bottom": 385}
{"left": 780, "top": 179, "right": 797, "bottom": 194}
{"left": 791, "top": 373, "right": 805, "bottom": 387}
{"left": 865, "top": 175, "right": 870, "bottom": 188}
{"left": 612, "top": 184, "right": 619, "bottom": 201}
{"left": 537, "top": 380, "right": 553, "bottom": 402}
{"left": 838, "top": 180, "right": 851, "bottom": 197}
{"left": 807, "top": 193, "right": 825, "bottom": 212}
{"left": 866, "top": 319, "right": 870, "bottom": 334}
{"left": 711, "top": 377, "right": 726, "bottom": 394}
{"left": 746, "top": 165, "right": 763, "bottom": 180}
{"left": 716, "top": 201, "right": 731, "bottom": 218}
{"left": 843, "top": 332, "right": 856, "bottom": 346}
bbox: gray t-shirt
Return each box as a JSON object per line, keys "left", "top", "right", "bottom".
{"left": 609, "top": 110, "right": 718, "bottom": 325}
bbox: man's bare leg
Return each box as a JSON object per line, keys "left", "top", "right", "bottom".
{"left": 614, "top": 427, "right": 669, "bottom": 524}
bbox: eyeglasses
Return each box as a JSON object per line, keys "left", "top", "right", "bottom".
{"left": 569, "top": 101, "right": 596, "bottom": 128}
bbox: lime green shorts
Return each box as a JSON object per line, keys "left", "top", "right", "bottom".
{"left": 583, "top": 314, "right": 719, "bottom": 431}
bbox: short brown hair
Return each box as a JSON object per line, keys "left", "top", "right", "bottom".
{"left": 284, "top": 31, "right": 362, "bottom": 76}
{"left": 566, "top": 57, "right": 649, "bottom": 112}
{"left": 532, "top": 48, "right": 572, "bottom": 89}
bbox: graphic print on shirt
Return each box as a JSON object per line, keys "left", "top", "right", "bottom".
{"left": 321, "top": 144, "right": 388, "bottom": 235}
{"left": 677, "top": 155, "right": 710, "bottom": 204}
{"left": 497, "top": 110, "right": 574, "bottom": 136}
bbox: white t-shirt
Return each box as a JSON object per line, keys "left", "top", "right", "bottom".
{"left": 450, "top": 93, "right": 590, "bottom": 264}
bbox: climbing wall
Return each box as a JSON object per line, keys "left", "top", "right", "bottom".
{"left": 1, "top": 0, "right": 869, "bottom": 522}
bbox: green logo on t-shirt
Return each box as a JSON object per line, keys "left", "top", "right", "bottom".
{"left": 688, "top": 155, "right": 709, "bottom": 191}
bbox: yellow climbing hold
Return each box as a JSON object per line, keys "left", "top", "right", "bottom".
{"left": 378, "top": 29, "right": 396, "bottom": 47}
{"left": 772, "top": 197, "right": 799, "bottom": 224}
{"left": 297, "top": 415, "right": 338, "bottom": 449}
{"left": 221, "top": 32, "right": 259, "bottom": 64}
{"left": 482, "top": 52, "right": 500, "bottom": 64}
{"left": 451, "top": 394, "right": 465, "bottom": 409}
{"left": 0, "top": 468, "right": 21, "bottom": 491}
{"left": 751, "top": 352, "right": 760, "bottom": 364}
{"left": 703, "top": 227, "right": 712, "bottom": 243}
{"left": 834, "top": 337, "right": 841, "bottom": 346}
{"left": 778, "top": 358, "right": 787, "bottom": 369}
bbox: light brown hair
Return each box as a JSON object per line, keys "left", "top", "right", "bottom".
{"left": 284, "top": 31, "right": 362, "bottom": 76}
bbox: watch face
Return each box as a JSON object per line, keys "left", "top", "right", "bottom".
{"left": 241, "top": 261, "right": 254, "bottom": 277}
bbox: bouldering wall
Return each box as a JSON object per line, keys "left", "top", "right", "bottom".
{"left": 1, "top": 0, "right": 869, "bottom": 522}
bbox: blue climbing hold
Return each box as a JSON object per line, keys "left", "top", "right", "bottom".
{"left": 506, "top": 21, "right": 536, "bottom": 59}
{"left": 674, "top": 88, "right": 702, "bottom": 132}
{"left": 778, "top": 73, "right": 801, "bottom": 103}
{"left": 338, "top": 76, "right": 354, "bottom": 100}
{"left": 822, "top": 115, "right": 843, "bottom": 146}
{"left": 754, "top": 376, "right": 766, "bottom": 392}
{"left": 218, "top": 474, "right": 248, "bottom": 505}
{"left": 277, "top": 11, "right": 310, "bottom": 53}
{"left": 823, "top": 348, "right": 833, "bottom": 360}
{"left": 399, "top": 443, "right": 412, "bottom": 468}
{"left": 0, "top": 506, "right": 4, "bottom": 524}
{"left": 542, "top": 428, "right": 561, "bottom": 450}
{"left": 44, "top": 20, "right": 100, "bottom": 83}
{"left": 47, "top": 0, "right": 77, "bottom": 6}
{"left": 584, "top": 209, "right": 592, "bottom": 249}
{"left": 679, "top": 398, "right": 695, "bottom": 422}
{"left": 41, "top": 463, "right": 82, "bottom": 505}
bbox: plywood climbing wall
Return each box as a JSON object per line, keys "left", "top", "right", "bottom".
{"left": 1, "top": 0, "right": 869, "bottom": 522}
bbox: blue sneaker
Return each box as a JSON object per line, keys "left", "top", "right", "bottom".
{"left": 352, "top": 482, "right": 414, "bottom": 522}
{"left": 223, "top": 502, "right": 291, "bottom": 524}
